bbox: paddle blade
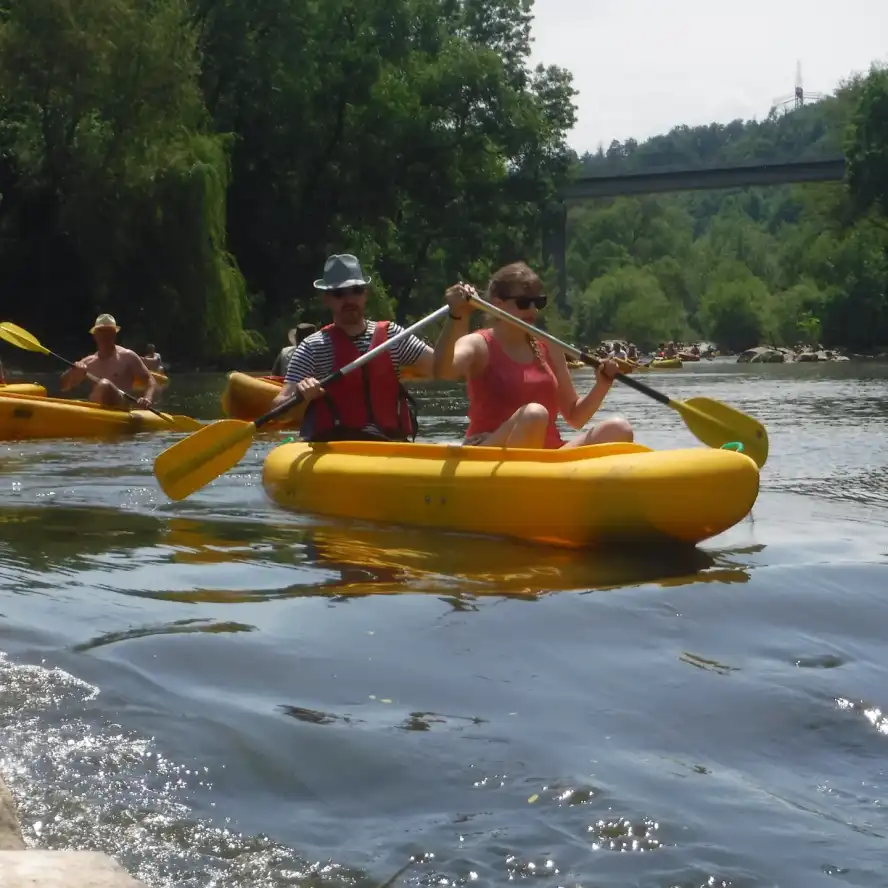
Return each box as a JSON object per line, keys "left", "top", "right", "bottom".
{"left": 154, "top": 419, "right": 256, "bottom": 501}
{"left": 141, "top": 412, "right": 203, "bottom": 433}
{"left": 675, "top": 396, "right": 769, "bottom": 468}
{"left": 0, "top": 322, "right": 50, "bottom": 355}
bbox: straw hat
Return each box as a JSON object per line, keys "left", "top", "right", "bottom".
{"left": 90, "top": 313, "right": 120, "bottom": 334}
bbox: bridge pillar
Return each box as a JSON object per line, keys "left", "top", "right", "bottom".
{"left": 541, "top": 202, "right": 568, "bottom": 311}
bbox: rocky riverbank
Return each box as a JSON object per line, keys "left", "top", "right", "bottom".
{"left": 0, "top": 773, "right": 145, "bottom": 886}
{"left": 735, "top": 346, "right": 888, "bottom": 363}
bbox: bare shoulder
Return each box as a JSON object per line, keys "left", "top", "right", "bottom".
{"left": 461, "top": 330, "right": 488, "bottom": 352}
{"left": 454, "top": 329, "right": 489, "bottom": 377}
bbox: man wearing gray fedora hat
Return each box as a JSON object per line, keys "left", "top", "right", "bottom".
{"left": 271, "top": 253, "right": 436, "bottom": 442}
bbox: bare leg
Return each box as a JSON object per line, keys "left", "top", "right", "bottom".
{"left": 89, "top": 379, "right": 126, "bottom": 408}
{"left": 472, "top": 403, "right": 551, "bottom": 448}
{"left": 562, "top": 416, "right": 634, "bottom": 448}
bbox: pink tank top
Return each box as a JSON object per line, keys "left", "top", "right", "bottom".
{"left": 465, "top": 329, "right": 564, "bottom": 448}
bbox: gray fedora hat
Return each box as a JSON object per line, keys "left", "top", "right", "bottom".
{"left": 313, "top": 254, "right": 372, "bottom": 290}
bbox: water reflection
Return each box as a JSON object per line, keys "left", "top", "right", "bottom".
{"left": 0, "top": 505, "right": 162, "bottom": 571}
{"left": 151, "top": 514, "right": 758, "bottom": 600}
{"left": 72, "top": 618, "right": 255, "bottom": 654}
{"left": 0, "top": 506, "right": 755, "bottom": 606}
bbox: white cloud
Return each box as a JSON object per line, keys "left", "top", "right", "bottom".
{"left": 528, "top": 0, "right": 888, "bottom": 152}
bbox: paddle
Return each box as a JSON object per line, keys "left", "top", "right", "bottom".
{"left": 465, "top": 291, "right": 769, "bottom": 468}
{"left": 154, "top": 305, "right": 451, "bottom": 501}
{"left": 0, "top": 321, "right": 199, "bottom": 431}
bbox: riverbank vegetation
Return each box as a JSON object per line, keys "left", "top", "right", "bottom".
{"left": 566, "top": 68, "right": 888, "bottom": 354}
{"left": 0, "top": 0, "right": 886, "bottom": 363}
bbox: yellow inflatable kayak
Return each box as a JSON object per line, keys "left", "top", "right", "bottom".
{"left": 221, "top": 372, "right": 308, "bottom": 427}
{"left": 649, "top": 358, "right": 682, "bottom": 369}
{"left": 263, "top": 440, "right": 759, "bottom": 548}
{"left": 0, "top": 383, "right": 46, "bottom": 397}
{"left": 0, "top": 393, "right": 201, "bottom": 439}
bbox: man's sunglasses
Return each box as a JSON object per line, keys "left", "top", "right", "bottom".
{"left": 329, "top": 286, "right": 367, "bottom": 298}
{"left": 503, "top": 294, "right": 548, "bottom": 310}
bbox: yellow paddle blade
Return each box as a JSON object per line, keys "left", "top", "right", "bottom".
{"left": 143, "top": 413, "right": 204, "bottom": 433}
{"left": 0, "top": 321, "right": 50, "bottom": 355}
{"left": 154, "top": 418, "right": 256, "bottom": 501}
{"left": 674, "top": 396, "right": 769, "bottom": 468}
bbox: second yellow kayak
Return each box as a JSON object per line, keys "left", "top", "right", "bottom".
{"left": 0, "top": 393, "right": 201, "bottom": 439}
{"left": 0, "top": 383, "right": 46, "bottom": 398}
{"left": 263, "top": 440, "right": 759, "bottom": 548}
{"left": 221, "top": 372, "right": 307, "bottom": 427}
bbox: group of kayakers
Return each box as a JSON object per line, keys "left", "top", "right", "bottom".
{"left": 268, "top": 254, "right": 633, "bottom": 449}
{"left": 51, "top": 252, "right": 635, "bottom": 450}
{"left": 591, "top": 340, "right": 714, "bottom": 365}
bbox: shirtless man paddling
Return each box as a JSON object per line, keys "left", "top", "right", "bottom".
{"left": 61, "top": 314, "right": 156, "bottom": 408}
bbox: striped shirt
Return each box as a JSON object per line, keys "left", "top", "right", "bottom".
{"left": 284, "top": 321, "right": 430, "bottom": 384}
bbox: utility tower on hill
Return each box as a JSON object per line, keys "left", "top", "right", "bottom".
{"left": 771, "top": 61, "right": 825, "bottom": 114}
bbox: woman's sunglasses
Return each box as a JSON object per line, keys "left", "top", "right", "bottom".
{"left": 504, "top": 294, "right": 548, "bottom": 310}
{"left": 329, "top": 285, "right": 367, "bottom": 298}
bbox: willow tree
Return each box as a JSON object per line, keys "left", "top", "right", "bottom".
{"left": 0, "top": 0, "right": 252, "bottom": 359}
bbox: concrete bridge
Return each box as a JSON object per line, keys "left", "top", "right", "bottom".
{"left": 544, "top": 156, "right": 847, "bottom": 304}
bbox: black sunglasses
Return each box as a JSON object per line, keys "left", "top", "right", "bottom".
{"left": 504, "top": 294, "right": 548, "bottom": 310}
{"left": 329, "top": 285, "right": 367, "bottom": 298}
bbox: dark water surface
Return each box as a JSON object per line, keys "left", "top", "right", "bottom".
{"left": 2, "top": 360, "right": 888, "bottom": 888}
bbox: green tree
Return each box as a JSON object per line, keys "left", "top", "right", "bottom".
{"left": 697, "top": 273, "right": 772, "bottom": 351}
{"left": 846, "top": 66, "right": 888, "bottom": 218}
{"left": 0, "top": 0, "right": 251, "bottom": 358}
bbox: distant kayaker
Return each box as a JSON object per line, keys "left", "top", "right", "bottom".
{"left": 270, "top": 323, "right": 317, "bottom": 378}
{"left": 61, "top": 314, "right": 156, "bottom": 408}
{"left": 270, "top": 254, "right": 435, "bottom": 440}
{"left": 142, "top": 344, "right": 164, "bottom": 373}
{"left": 435, "top": 262, "right": 633, "bottom": 449}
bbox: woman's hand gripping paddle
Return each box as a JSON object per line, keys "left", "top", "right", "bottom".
{"left": 153, "top": 306, "right": 451, "bottom": 500}
{"left": 0, "top": 321, "right": 200, "bottom": 431}
{"left": 465, "top": 292, "right": 769, "bottom": 468}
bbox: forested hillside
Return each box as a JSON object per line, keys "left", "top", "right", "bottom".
{"left": 0, "top": 0, "right": 886, "bottom": 361}
{"left": 564, "top": 74, "right": 888, "bottom": 352}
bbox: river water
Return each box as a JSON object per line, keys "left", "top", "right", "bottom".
{"left": 1, "top": 359, "right": 888, "bottom": 888}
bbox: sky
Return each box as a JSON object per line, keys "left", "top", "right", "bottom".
{"left": 527, "top": 0, "right": 888, "bottom": 154}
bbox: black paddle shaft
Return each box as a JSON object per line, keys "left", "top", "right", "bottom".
{"left": 255, "top": 368, "right": 344, "bottom": 430}
{"left": 576, "top": 350, "right": 671, "bottom": 406}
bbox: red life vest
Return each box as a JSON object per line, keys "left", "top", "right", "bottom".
{"left": 302, "top": 321, "right": 417, "bottom": 442}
